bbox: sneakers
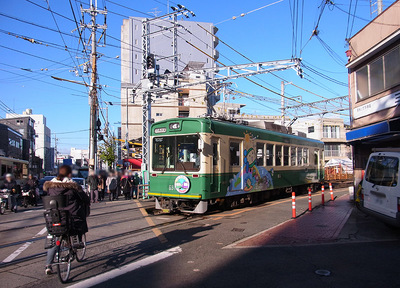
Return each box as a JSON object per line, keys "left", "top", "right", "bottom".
{"left": 45, "top": 265, "right": 53, "bottom": 275}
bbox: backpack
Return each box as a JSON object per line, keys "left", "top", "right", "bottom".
{"left": 109, "top": 178, "right": 117, "bottom": 190}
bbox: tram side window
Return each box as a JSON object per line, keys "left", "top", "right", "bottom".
{"left": 275, "top": 145, "right": 282, "bottom": 166}
{"left": 291, "top": 147, "right": 296, "bottom": 166}
{"left": 256, "top": 143, "right": 264, "bottom": 166}
{"left": 283, "top": 146, "right": 289, "bottom": 166}
{"left": 230, "top": 142, "right": 240, "bottom": 166}
{"left": 297, "top": 148, "right": 303, "bottom": 166}
{"left": 304, "top": 148, "right": 309, "bottom": 165}
{"left": 212, "top": 142, "right": 219, "bottom": 166}
{"left": 266, "top": 144, "right": 274, "bottom": 166}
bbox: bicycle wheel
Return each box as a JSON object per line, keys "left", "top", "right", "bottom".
{"left": 57, "top": 236, "right": 71, "bottom": 283}
{"left": 0, "top": 202, "right": 5, "bottom": 215}
{"left": 75, "top": 234, "right": 87, "bottom": 262}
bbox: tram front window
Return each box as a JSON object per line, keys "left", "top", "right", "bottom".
{"left": 152, "top": 135, "right": 200, "bottom": 172}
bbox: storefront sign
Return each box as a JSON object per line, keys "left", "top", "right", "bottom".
{"left": 354, "top": 91, "right": 400, "bottom": 119}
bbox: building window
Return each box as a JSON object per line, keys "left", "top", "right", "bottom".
{"left": 135, "top": 69, "right": 138, "bottom": 75}
{"left": 384, "top": 46, "right": 400, "bottom": 89}
{"left": 369, "top": 57, "right": 384, "bottom": 95}
{"left": 134, "top": 24, "right": 138, "bottom": 30}
{"left": 135, "top": 39, "right": 138, "bottom": 45}
{"left": 156, "top": 113, "right": 163, "bottom": 117}
{"left": 308, "top": 126, "right": 314, "bottom": 133}
{"left": 178, "top": 111, "right": 189, "bottom": 118}
{"left": 135, "top": 54, "right": 138, "bottom": 60}
{"left": 356, "top": 44, "right": 400, "bottom": 101}
{"left": 356, "top": 66, "right": 369, "bottom": 101}
{"left": 178, "top": 94, "right": 189, "bottom": 106}
{"left": 256, "top": 143, "right": 264, "bottom": 166}
{"left": 230, "top": 142, "right": 240, "bottom": 166}
{"left": 324, "top": 144, "right": 340, "bottom": 157}
{"left": 323, "top": 125, "right": 340, "bottom": 138}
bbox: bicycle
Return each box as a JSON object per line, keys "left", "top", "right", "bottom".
{"left": 43, "top": 195, "right": 87, "bottom": 283}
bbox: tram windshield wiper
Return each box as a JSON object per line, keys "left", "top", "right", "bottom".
{"left": 161, "top": 161, "right": 168, "bottom": 174}
{"left": 178, "top": 161, "right": 188, "bottom": 175}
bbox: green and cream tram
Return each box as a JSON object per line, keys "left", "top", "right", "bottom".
{"left": 149, "top": 118, "right": 324, "bottom": 213}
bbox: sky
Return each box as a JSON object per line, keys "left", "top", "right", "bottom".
{"left": 0, "top": 0, "right": 396, "bottom": 153}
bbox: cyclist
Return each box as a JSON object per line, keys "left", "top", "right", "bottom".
{"left": 24, "top": 174, "right": 38, "bottom": 206}
{"left": 0, "top": 173, "right": 19, "bottom": 212}
{"left": 43, "top": 165, "right": 90, "bottom": 275}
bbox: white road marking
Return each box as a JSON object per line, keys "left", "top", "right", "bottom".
{"left": 156, "top": 217, "right": 171, "bottom": 220}
{"left": 2, "top": 242, "right": 33, "bottom": 263}
{"left": 1, "top": 226, "right": 47, "bottom": 263}
{"left": 68, "top": 246, "right": 182, "bottom": 288}
{"left": 35, "top": 227, "right": 47, "bottom": 237}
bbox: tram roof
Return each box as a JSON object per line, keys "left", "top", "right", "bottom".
{"left": 151, "top": 118, "right": 323, "bottom": 147}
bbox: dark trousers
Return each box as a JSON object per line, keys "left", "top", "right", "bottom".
{"left": 108, "top": 189, "right": 116, "bottom": 201}
{"left": 98, "top": 189, "right": 105, "bottom": 201}
{"left": 90, "top": 189, "right": 98, "bottom": 203}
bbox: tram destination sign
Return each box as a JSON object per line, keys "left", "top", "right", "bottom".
{"left": 154, "top": 127, "right": 167, "bottom": 134}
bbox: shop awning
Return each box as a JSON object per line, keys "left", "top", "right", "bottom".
{"left": 346, "top": 118, "right": 400, "bottom": 143}
{"left": 123, "top": 158, "right": 142, "bottom": 169}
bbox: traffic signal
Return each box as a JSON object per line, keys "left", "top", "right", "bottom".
{"left": 98, "top": 134, "right": 104, "bottom": 141}
{"left": 146, "top": 54, "right": 155, "bottom": 69}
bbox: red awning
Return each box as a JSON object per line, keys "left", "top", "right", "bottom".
{"left": 123, "top": 158, "right": 142, "bottom": 169}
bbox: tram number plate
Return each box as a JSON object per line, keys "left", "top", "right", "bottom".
{"left": 169, "top": 185, "right": 174, "bottom": 191}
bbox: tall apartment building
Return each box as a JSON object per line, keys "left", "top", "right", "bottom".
{"left": 6, "top": 109, "right": 53, "bottom": 173}
{"left": 120, "top": 17, "right": 219, "bottom": 142}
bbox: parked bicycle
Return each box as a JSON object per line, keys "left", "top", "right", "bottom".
{"left": 43, "top": 195, "right": 87, "bottom": 283}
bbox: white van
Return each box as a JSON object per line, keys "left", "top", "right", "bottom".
{"left": 361, "top": 152, "right": 400, "bottom": 226}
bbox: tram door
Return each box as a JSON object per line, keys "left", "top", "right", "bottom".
{"left": 211, "top": 138, "right": 220, "bottom": 194}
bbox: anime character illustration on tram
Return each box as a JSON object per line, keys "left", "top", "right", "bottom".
{"left": 227, "top": 132, "right": 273, "bottom": 196}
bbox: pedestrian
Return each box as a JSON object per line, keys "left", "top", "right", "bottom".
{"left": 128, "top": 171, "right": 134, "bottom": 199}
{"left": 121, "top": 171, "right": 132, "bottom": 200}
{"left": 97, "top": 174, "right": 104, "bottom": 201}
{"left": 25, "top": 174, "right": 38, "bottom": 206}
{"left": 106, "top": 171, "right": 117, "bottom": 201}
{"left": 43, "top": 165, "right": 90, "bottom": 275}
{"left": 116, "top": 171, "right": 122, "bottom": 200}
{"left": 132, "top": 172, "right": 140, "bottom": 199}
{"left": 0, "top": 173, "right": 20, "bottom": 212}
{"left": 87, "top": 170, "right": 99, "bottom": 203}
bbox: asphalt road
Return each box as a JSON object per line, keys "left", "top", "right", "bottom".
{"left": 1, "top": 187, "right": 400, "bottom": 288}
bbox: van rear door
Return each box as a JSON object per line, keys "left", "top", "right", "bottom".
{"left": 363, "top": 152, "right": 400, "bottom": 219}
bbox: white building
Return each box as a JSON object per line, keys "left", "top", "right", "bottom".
{"left": 120, "top": 17, "right": 219, "bottom": 143}
{"left": 289, "top": 118, "right": 352, "bottom": 163}
{"left": 6, "top": 109, "right": 52, "bottom": 172}
{"left": 121, "top": 17, "right": 218, "bottom": 88}
{"left": 70, "top": 147, "right": 89, "bottom": 167}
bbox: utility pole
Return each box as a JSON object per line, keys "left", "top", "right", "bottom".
{"left": 377, "top": 0, "right": 383, "bottom": 14}
{"left": 140, "top": 5, "right": 195, "bottom": 173}
{"left": 81, "top": 0, "right": 107, "bottom": 172}
{"left": 281, "top": 81, "right": 285, "bottom": 125}
{"left": 53, "top": 134, "right": 58, "bottom": 172}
